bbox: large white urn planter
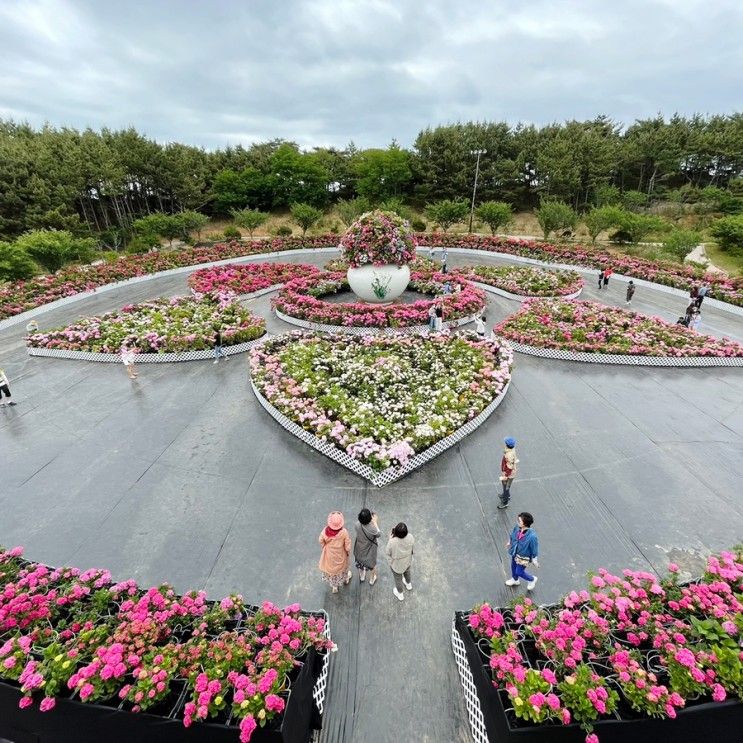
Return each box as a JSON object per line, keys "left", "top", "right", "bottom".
{"left": 346, "top": 264, "right": 410, "bottom": 303}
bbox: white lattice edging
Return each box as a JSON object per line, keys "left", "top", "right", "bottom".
{"left": 420, "top": 247, "right": 743, "bottom": 318}
{"left": 274, "top": 308, "right": 481, "bottom": 336}
{"left": 470, "top": 280, "right": 583, "bottom": 302}
{"left": 27, "top": 335, "right": 268, "bottom": 363}
{"left": 250, "top": 375, "right": 511, "bottom": 487}
{"left": 0, "top": 247, "right": 340, "bottom": 331}
{"left": 312, "top": 610, "right": 332, "bottom": 716}
{"left": 505, "top": 339, "right": 743, "bottom": 367}
{"left": 451, "top": 619, "right": 489, "bottom": 743}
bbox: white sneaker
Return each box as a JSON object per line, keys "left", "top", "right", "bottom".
{"left": 393, "top": 587, "right": 405, "bottom": 601}
{"left": 369, "top": 573, "right": 377, "bottom": 586}
{"left": 505, "top": 578, "right": 520, "bottom": 586}
{"left": 359, "top": 569, "right": 366, "bottom": 583}
{"left": 402, "top": 579, "right": 412, "bottom": 591}
{"left": 527, "top": 576, "right": 538, "bottom": 591}
{"left": 213, "top": 359, "right": 219, "bottom": 364}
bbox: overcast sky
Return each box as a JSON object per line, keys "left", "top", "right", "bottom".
{"left": 0, "top": 0, "right": 740, "bottom": 151}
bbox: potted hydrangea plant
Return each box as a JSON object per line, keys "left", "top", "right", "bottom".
{"left": 339, "top": 210, "right": 416, "bottom": 303}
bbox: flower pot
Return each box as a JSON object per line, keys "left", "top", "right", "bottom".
{"left": 346, "top": 264, "right": 410, "bottom": 303}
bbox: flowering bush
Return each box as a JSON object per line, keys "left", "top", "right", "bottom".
{"left": 188, "top": 262, "right": 321, "bottom": 295}
{"left": 467, "top": 548, "right": 743, "bottom": 742}
{"left": 416, "top": 233, "right": 743, "bottom": 306}
{"left": 339, "top": 210, "right": 416, "bottom": 267}
{"left": 0, "top": 546, "right": 333, "bottom": 742}
{"left": 495, "top": 298, "right": 743, "bottom": 357}
{"left": 324, "top": 256, "right": 437, "bottom": 273}
{"left": 460, "top": 264, "right": 584, "bottom": 297}
{"left": 273, "top": 271, "right": 485, "bottom": 328}
{"left": 250, "top": 332, "right": 513, "bottom": 472}
{"left": 25, "top": 293, "right": 265, "bottom": 354}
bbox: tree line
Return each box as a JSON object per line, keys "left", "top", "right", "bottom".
{"left": 1, "top": 114, "right": 741, "bottom": 244}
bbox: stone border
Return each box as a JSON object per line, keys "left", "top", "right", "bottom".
{"left": 27, "top": 335, "right": 268, "bottom": 364}
{"left": 504, "top": 339, "right": 743, "bottom": 367}
{"left": 470, "top": 280, "right": 583, "bottom": 302}
{"left": 421, "top": 247, "right": 743, "bottom": 318}
{"left": 274, "top": 307, "right": 481, "bottom": 336}
{"left": 249, "top": 371, "right": 511, "bottom": 488}
{"left": 0, "top": 247, "right": 340, "bottom": 331}
{"left": 451, "top": 619, "right": 489, "bottom": 743}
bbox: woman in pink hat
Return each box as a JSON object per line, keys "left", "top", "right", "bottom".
{"left": 318, "top": 512, "right": 352, "bottom": 593}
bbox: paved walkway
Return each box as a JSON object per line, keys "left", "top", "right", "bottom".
{"left": 1, "top": 251, "right": 742, "bottom": 742}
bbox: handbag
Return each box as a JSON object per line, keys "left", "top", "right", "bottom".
{"left": 514, "top": 555, "right": 531, "bottom": 567}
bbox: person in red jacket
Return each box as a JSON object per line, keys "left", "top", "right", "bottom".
{"left": 603, "top": 266, "right": 613, "bottom": 289}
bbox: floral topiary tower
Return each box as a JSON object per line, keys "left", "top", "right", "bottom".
{"left": 339, "top": 210, "right": 417, "bottom": 303}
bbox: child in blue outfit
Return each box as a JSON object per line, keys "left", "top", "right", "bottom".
{"left": 505, "top": 512, "right": 539, "bottom": 591}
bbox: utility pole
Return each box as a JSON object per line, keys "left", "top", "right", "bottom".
{"left": 468, "top": 149, "right": 486, "bottom": 233}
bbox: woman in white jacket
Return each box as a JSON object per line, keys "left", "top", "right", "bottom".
{"left": 386, "top": 522, "right": 415, "bottom": 601}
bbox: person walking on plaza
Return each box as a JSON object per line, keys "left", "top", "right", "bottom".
{"left": 0, "top": 368, "right": 17, "bottom": 407}
{"left": 625, "top": 281, "right": 635, "bottom": 305}
{"left": 475, "top": 314, "right": 486, "bottom": 338}
{"left": 213, "top": 327, "right": 228, "bottom": 364}
{"left": 497, "top": 437, "right": 518, "bottom": 509}
{"left": 354, "top": 508, "right": 380, "bottom": 586}
{"left": 319, "top": 512, "right": 352, "bottom": 594}
{"left": 603, "top": 266, "right": 613, "bottom": 289}
{"left": 690, "top": 308, "right": 702, "bottom": 332}
{"left": 427, "top": 303, "right": 437, "bottom": 332}
{"left": 441, "top": 248, "right": 449, "bottom": 274}
{"left": 597, "top": 269, "right": 604, "bottom": 290}
{"left": 696, "top": 284, "right": 709, "bottom": 308}
{"left": 386, "top": 522, "right": 414, "bottom": 601}
{"left": 505, "top": 512, "right": 539, "bottom": 591}
{"left": 120, "top": 343, "right": 138, "bottom": 380}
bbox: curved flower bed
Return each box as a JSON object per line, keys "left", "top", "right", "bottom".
{"left": 460, "top": 265, "right": 584, "bottom": 297}
{"left": 26, "top": 294, "right": 265, "bottom": 354}
{"left": 461, "top": 549, "right": 742, "bottom": 742}
{"left": 250, "top": 332, "right": 513, "bottom": 473}
{"left": 273, "top": 271, "right": 485, "bottom": 328}
{"left": 416, "top": 234, "right": 743, "bottom": 307}
{"left": 495, "top": 299, "right": 743, "bottom": 358}
{"left": 188, "top": 262, "right": 321, "bottom": 295}
{"left": 0, "top": 546, "right": 333, "bottom": 742}
{"left": 339, "top": 210, "right": 416, "bottom": 267}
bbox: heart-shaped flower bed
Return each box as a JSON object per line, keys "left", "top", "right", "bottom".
{"left": 496, "top": 298, "right": 743, "bottom": 358}
{"left": 249, "top": 332, "right": 513, "bottom": 485}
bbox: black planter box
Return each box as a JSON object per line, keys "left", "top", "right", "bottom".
{"left": 0, "top": 647, "right": 323, "bottom": 743}
{"left": 454, "top": 612, "right": 743, "bottom": 743}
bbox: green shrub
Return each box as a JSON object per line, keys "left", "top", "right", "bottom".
{"left": 0, "top": 241, "right": 38, "bottom": 281}
{"left": 709, "top": 215, "right": 743, "bottom": 254}
{"left": 274, "top": 224, "right": 293, "bottom": 237}
{"left": 535, "top": 200, "right": 577, "bottom": 239}
{"left": 231, "top": 208, "right": 269, "bottom": 238}
{"left": 411, "top": 218, "right": 427, "bottom": 232}
{"left": 663, "top": 229, "right": 702, "bottom": 262}
{"left": 336, "top": 197, "right": 371, "bottom": 227}
{"left": 222, "top": 226, "right": 242, "bottom": 240}
{"left": 584, "top": 206, "right": 625, "bottom": 243}
{"left": 424, "top": 200, "right": 469, "bottom": 232}
{"left": 290, "top": 203, "right": 324, "bottom": 236}
{"left": 617, "top": 213, "right": 670, "bottom": 243}
{"left": 98, "top": 251, "right": 122, "bottom": 263}
{"left": 475, "top": 201, "right": 512, "bottom": 235}
{"left": 14, "top": 230, "right": 96, "bottom": 273}
{"left": 379, "top": 197, "right": 414, "bottom": 222}
{"left": 125, "top": 237, "right": 156, "bottom": 255}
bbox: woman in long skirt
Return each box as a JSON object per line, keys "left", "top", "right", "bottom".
{"left": 319, "top": 511, "right": 352, "bottom": 593}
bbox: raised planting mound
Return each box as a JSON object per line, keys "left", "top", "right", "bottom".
{"left": 26, "top": 294, "right": 265, "bottom": 354}
{"left": 249, "top": 332, "right": 512, "bottom": 480}
{"left": 0, "top": 546, "right": 332, "bottom": 741}
{"left": 339, "top": 210, "right": 416, "bottom": 267}
{"left": 456, "top": 548, "right": 743, "bottom": 743}
{"left": 323, "top": 256, "right": 437, "bottom": 273}
{"left": 273, "top": 271, "right": 485, "bottom": 328}
{"left": 188, "top": 262, "right": 321, "bottom": 295}
{"left": 495, "top": 298, "right": 743, "bottom": 357}
{"left": 460, "top": 264, "right": 584, "bottom": 297}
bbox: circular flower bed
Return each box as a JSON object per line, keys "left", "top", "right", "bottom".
{"left": 188, "top": 262, "right": 321, "bottom": 295}
{"left": 273, "top": 271, "right": 485, "bottom": 328}
{"left": 26, "top": 294, "right": 266, "bottom": 354}
{"left": 250, "top": 332, "right": 512, "bottom": 473}
{"left": 461, "top": 264, "right": 584, "bottom": 297}
{"left": 0, "top": 546, "right": 332, "bottom": 740}
{"left": 466, "top": 548, "right": 743, "bottom": 742}
{"left": 496, "top": 299, "right": 743, "bottom": 357}
{"left": 339, "top": 210, "right": 416, "bottom": 268}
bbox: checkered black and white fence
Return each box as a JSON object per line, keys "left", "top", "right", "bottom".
{"left": 250, "top": 375, "right": 511, "bottom": 487}
{"left": 506, "top": 340, "right": 743, "bottom": 367}
{"left": 451, "top": 619, "right": 490, "bottom": 743}
{"left": 274, "top": 308, "right": 480, "bottom": 336}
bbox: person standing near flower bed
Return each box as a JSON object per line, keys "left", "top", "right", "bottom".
{"left": 625, "top": 280, "right": 636, "bottom": 305}
{"left": 434, "top": 302, "right": 444, "bottom": 332}
{"left": 386, "top": 522, "right": 414, "bottom": 601}
{"left": 475, "top": 314, "right": 486, "bottom": 338}
{"left": 505, "top": 512, "right": 539, "bottom": 591}
{"left": 497, "top": 437, "right": 518, "bottom": 509}
{"left": 0, "top": 368, "right": 16, "bottom": 407}
{"left": 597, "top": 269, "right": 604, "bottom": 290}
{"left": 354, "top": 508, "right": 380, "bottom": 586}
{"left": 319, "top": 511, "right": 352, "bottom": 594}
{"left": 120, "top": 342, "right": 137, "bottom": 380}
{"left": 697, "top": 284, "right": 710, "bottom": 307}
{"left": 603, "top": 266, "right": 613, "bottom": 289}
{"left": 441, "top": 247, "right": 449, "bottom": 273}
{"left": 212, "top": 327, "right": 228, "bottom": 364}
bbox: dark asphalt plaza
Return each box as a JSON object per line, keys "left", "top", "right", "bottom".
{"left": 1, "top": 249, "right": 742, "bottom": 742}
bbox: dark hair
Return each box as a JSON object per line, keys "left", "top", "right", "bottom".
{"left": 392, "top": 522, "right": 408, "bottom": 538}
{"left": 358, "top": 508, "right": 372, "bottom": 525}
{"left": 518, "top": 512, "right": 534, "bottom": 528}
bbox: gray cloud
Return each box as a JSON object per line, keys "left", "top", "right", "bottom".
{"left": 0, "top": 0, "right": 740, "bottom": 150}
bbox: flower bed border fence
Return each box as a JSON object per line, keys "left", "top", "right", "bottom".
{"left": 503, "top": 339, "right": 743, "bottom": 367}
{"left": 451, "top": 610, "right": 742, "bottom": 743}
{"left": 470, "top": 281, "right": 583, "bottom": 303}
{"left": 274, "top": 308, "right": 479, "bottom": 336}
{"left": 249, "top": 370, "right": 511, "bottom": 488}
